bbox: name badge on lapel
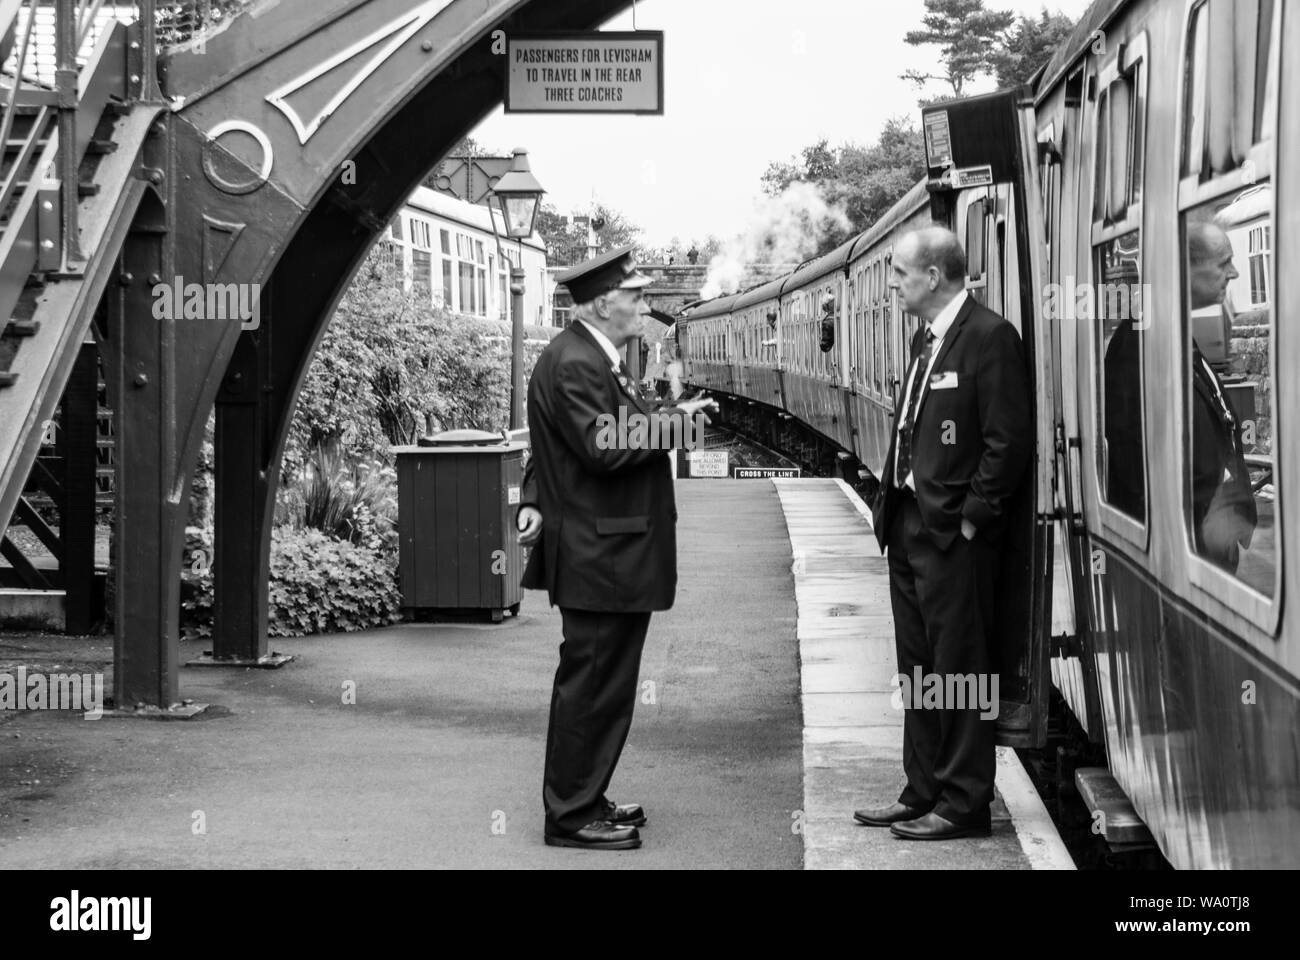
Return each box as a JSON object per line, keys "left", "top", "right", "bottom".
{"left": 929, "top": 371, "right": 959, "bottom": 390}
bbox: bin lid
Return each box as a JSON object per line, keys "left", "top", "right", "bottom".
{"left": 418, "top": 429, "right": 506, "bottom": 448}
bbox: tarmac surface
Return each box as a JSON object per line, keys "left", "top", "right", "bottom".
{"left": 0, "top": 481, "right": 803, "bottom": 869}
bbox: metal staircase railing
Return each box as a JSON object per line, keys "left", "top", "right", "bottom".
{"left": 1, "top": 0, "right": 155, "bottom": 600}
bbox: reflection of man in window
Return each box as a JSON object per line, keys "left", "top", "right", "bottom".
{"left": 1102, "top": 312, "right": 1144, "bottom": 519}
{"left": 1187, "top": 222, "right": 1256, "bottom": 573}
{"left": 1101, "top": 246, "right": 1145, "bottom": 520}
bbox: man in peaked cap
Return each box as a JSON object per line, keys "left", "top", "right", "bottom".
{"left": 516, "top": 246, "right": 717, "bottom": 850}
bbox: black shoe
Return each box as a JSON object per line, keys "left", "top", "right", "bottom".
{"left": 853, "top": 802, "right": 930, "bottom": 827}
{"left": 889, "top": 812, "right": 992, "bottom": 841}
{"left": 603, "top": 801, "right": 647, "bottom": 827}
{"left": 544, "top": 820, "right": 641, "bottom": 850}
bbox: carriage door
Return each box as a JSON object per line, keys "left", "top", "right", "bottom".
{"left": 922, "top": 90, "right": 1056, "bottom": 747}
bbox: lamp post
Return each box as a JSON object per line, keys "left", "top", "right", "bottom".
{"left": 490, "top": 148, "right": 545, "bottom": 431}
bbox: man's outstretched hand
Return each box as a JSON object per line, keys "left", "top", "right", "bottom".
{"left": 678, "top": 396, "right": 719, "bottom": 425}
{"left": 517, "top": 506, "right": 543, "bottom": 546}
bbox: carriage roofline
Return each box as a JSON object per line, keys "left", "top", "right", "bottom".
{"left": 1035, "top": 0, "right": 1129, "bottom": 103}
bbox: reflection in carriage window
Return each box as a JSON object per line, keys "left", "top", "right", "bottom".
{"left": 1098, "top": 231, "right": 1145, "bottom": 520}
{"left": 1183, "top": 186, "right": 1274, "bottom": 595}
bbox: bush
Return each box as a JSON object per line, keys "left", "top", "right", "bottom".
{"left": 180, "top": 525, "right": 401, "bottom": 639}
{"left": 275, "top": 444, "right": 397, "bottom": 550}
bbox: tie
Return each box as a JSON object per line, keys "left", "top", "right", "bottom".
{"left": 895, "top": 329, "right": 936, "bottom": 488}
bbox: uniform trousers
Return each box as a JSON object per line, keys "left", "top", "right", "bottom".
{"left": 543, "top": 608, "right": 652, "bottom": 834}
{"left": 887, "top": 489, "right": 998, "bottom": 826}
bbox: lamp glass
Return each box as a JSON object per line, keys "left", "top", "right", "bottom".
{"left": 498, "top": 193, "right": 540, "bottom": 239}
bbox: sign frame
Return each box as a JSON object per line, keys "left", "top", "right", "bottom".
{"left": 504, "top": 31, "right": 665, "bottom": 115}
{"left": 732, "top": 466, "right": 801, "bottom": 479}
{"left": 688, "top": 450, "right": 729, "bottom": 478}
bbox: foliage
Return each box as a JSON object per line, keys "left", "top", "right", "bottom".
{"left": 534, "top": 202, "right": 645, "bottom": 267}
{"left": 901, "top": 0, "right": 1017, "bottom": 98}
{"left": 759, "top": 119, "right": 928, "bottom": 253}
{"left": 281, "top": 248, "right": 553, "bottom": 481}
{"left": 180, "top": 525, "right": 402, "bottom": 640}
{"left": 989, "top": 10, "right": 1078, "bottom": 88}
{"left": 275, "top": 444, "right": 398, "bottom": 551}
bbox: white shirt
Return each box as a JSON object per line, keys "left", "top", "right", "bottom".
{"left": 894, "top": 290, "right": 968, "bottom": 490}
{"left": 578, "top": 319, "right": 622, "bottom": 372}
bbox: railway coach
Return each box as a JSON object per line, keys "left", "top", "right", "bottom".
{"left": 675, "top": 0, "right": 1298, "bottom": 869}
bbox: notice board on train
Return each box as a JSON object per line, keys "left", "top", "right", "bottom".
{"left": 505, "top": 32, "right": 664, "bottom": 114}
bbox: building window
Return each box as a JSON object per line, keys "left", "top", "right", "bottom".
{"left": 412, "top": 250, "right": 432, "bottom": 296}
{"left": 410, "top": 217, "right": 431, "bottom": 249}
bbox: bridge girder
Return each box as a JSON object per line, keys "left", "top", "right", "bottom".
{"left": 112, "top": 0, "right": 634, "bottom": 704}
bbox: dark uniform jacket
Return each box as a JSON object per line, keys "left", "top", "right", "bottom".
{"left": 519, "top": 322, "right": 684, "bottom": 611}
{"left": 872, "top": 296, "right": 1032, "bottom": 552}
{"left": 1190, "top": 345, "right": 1257, "bottom": 569}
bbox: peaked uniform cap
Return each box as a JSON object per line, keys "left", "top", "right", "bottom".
{"left": 557, "top": 245, "right": 652, "bottom": 304}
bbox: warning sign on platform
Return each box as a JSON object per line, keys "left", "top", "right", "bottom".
{"left": 733, "top": 467, "right": 801, "bottom": 479}
{"left": 506, "top": 32, "right": 664, "bottom": 114}
{"left": 688, "top": 451, "right": 729, "bottom": 478}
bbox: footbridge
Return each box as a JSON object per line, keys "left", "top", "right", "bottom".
{"left": 0, "top": 0, "right": 630, "bottom": 707}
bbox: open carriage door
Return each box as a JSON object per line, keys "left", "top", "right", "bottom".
{"left": 921, "top": 89, "right": 1053, "bottom": 748}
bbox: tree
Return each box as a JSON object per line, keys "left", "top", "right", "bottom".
{"left": 901, "top": 0, "right": 1016, "bottom": 98}
{"left": 533, "top": 202, "right": 645, "bottom": 267}
{"left": 989, "top": 9, "right": 1077, "bottom": 88}
{"left": 757, "top": 119, "right": 928, "bottom": 255}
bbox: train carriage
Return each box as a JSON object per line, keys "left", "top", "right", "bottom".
{"left": 673, "top": 0, "right": 1298, "bottom": 869}
{"left": 1025, "top": 0, "right": 1297, "bottom": 869}
{"left": 844, "top": 181, "right": 932, "bottom": 476}
{"left": 778, "top": 237, "right": 857, "bottom": 450}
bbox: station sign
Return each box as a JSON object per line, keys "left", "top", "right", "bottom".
{"left": 505, "top": 32, "right": 664, "bottom": 114}
{"left": 733, "top": 467, "right": 801, "bottom": 479}
{"left": 688, "top": 450, "right": 729, "bottom": 478}
{"left": 923, "top": 110, "right": 953, "bottom": 168}
{"left": 951, "top": 165, "right": 994, "bottom": 188}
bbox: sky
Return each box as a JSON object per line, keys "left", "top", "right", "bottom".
{"left": 473, "top": 0, "right": 1095, "bottom": 248}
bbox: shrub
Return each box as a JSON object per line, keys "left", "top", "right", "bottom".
{"left": 276, "top": 444, "right": 397, "bottom": 551}
{"left": 180, "top": 525, "right": 401, "bottom": 639}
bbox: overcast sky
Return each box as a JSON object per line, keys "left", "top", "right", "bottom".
{"left": 472, "top": 0, "right": 1094, "bottom": 248}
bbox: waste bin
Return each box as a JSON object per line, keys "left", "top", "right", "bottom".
{"left": 392, "top": 429, "right": 527, "bottom": 622}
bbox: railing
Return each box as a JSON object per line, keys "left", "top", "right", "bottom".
{"left": 1, "top": 1, "right": 156, "bottom": 269}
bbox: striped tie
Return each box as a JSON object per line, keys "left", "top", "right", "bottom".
{"left": 895, "top": 329, "right": 936, "bottom": 488}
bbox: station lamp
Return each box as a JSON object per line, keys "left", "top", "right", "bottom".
{"left": 489, "top": 148, "right": 546, "bottom": 429}
{"left": 493, "top": 148, "right": 545, "bottom": 239}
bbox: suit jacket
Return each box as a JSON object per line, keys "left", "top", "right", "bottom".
{"left": 519, "top": 322, "right": 686, "bottom": 612}
{"left": 1190, "top": 345, "right": 1257, "bottom": 568}
{"left": 872, "top": 296, "right": 1033, "bottom": 552}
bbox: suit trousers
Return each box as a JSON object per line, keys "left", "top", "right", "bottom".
{"left": 544, "top": 608, "right": 652, "bottom": 834}
{"left": 887, "top": 491, "right": 997, "bottom": 825}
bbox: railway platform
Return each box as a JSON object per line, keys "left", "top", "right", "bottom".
{"left": 0, "top": 479, "right": 1071, "bottom": 869}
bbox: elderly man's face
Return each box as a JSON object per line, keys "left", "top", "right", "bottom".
{"left": 1189, "top": 229, "right": 1240, "bottom": 310}
{"left": 598, "top": 287, "right": 649, "bottom": 346}
{"left": 889, "top": 238, "right": 935, "bottom": 319}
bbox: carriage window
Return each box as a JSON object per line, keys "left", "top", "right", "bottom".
{"left": 1181, "top": 189, "right": 1275, "bottom": 596}
{"left": 1096, "top": 232, "right": 1145, "bottom": 520}
{"left": 1090, "top": 45, "right": 1148, "bottom": 527}
{"left": 1184, "top": 0, "right": 1276, "bottom": 180}
{"left": 1178, "top": 0, "right": 1278, "bottom": 600}
{"left": 966, "top": 199, "right": 986, "bottom": 282}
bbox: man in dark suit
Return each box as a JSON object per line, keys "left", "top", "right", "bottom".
{"left": 1186, "top": 222, "right": 1256, "bottom": 572}
{"left": 516, "top": 246, "right": 716, "bottom": 850}
{"left": 854, "top": 227, "right": 1032, "bottom": 840}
